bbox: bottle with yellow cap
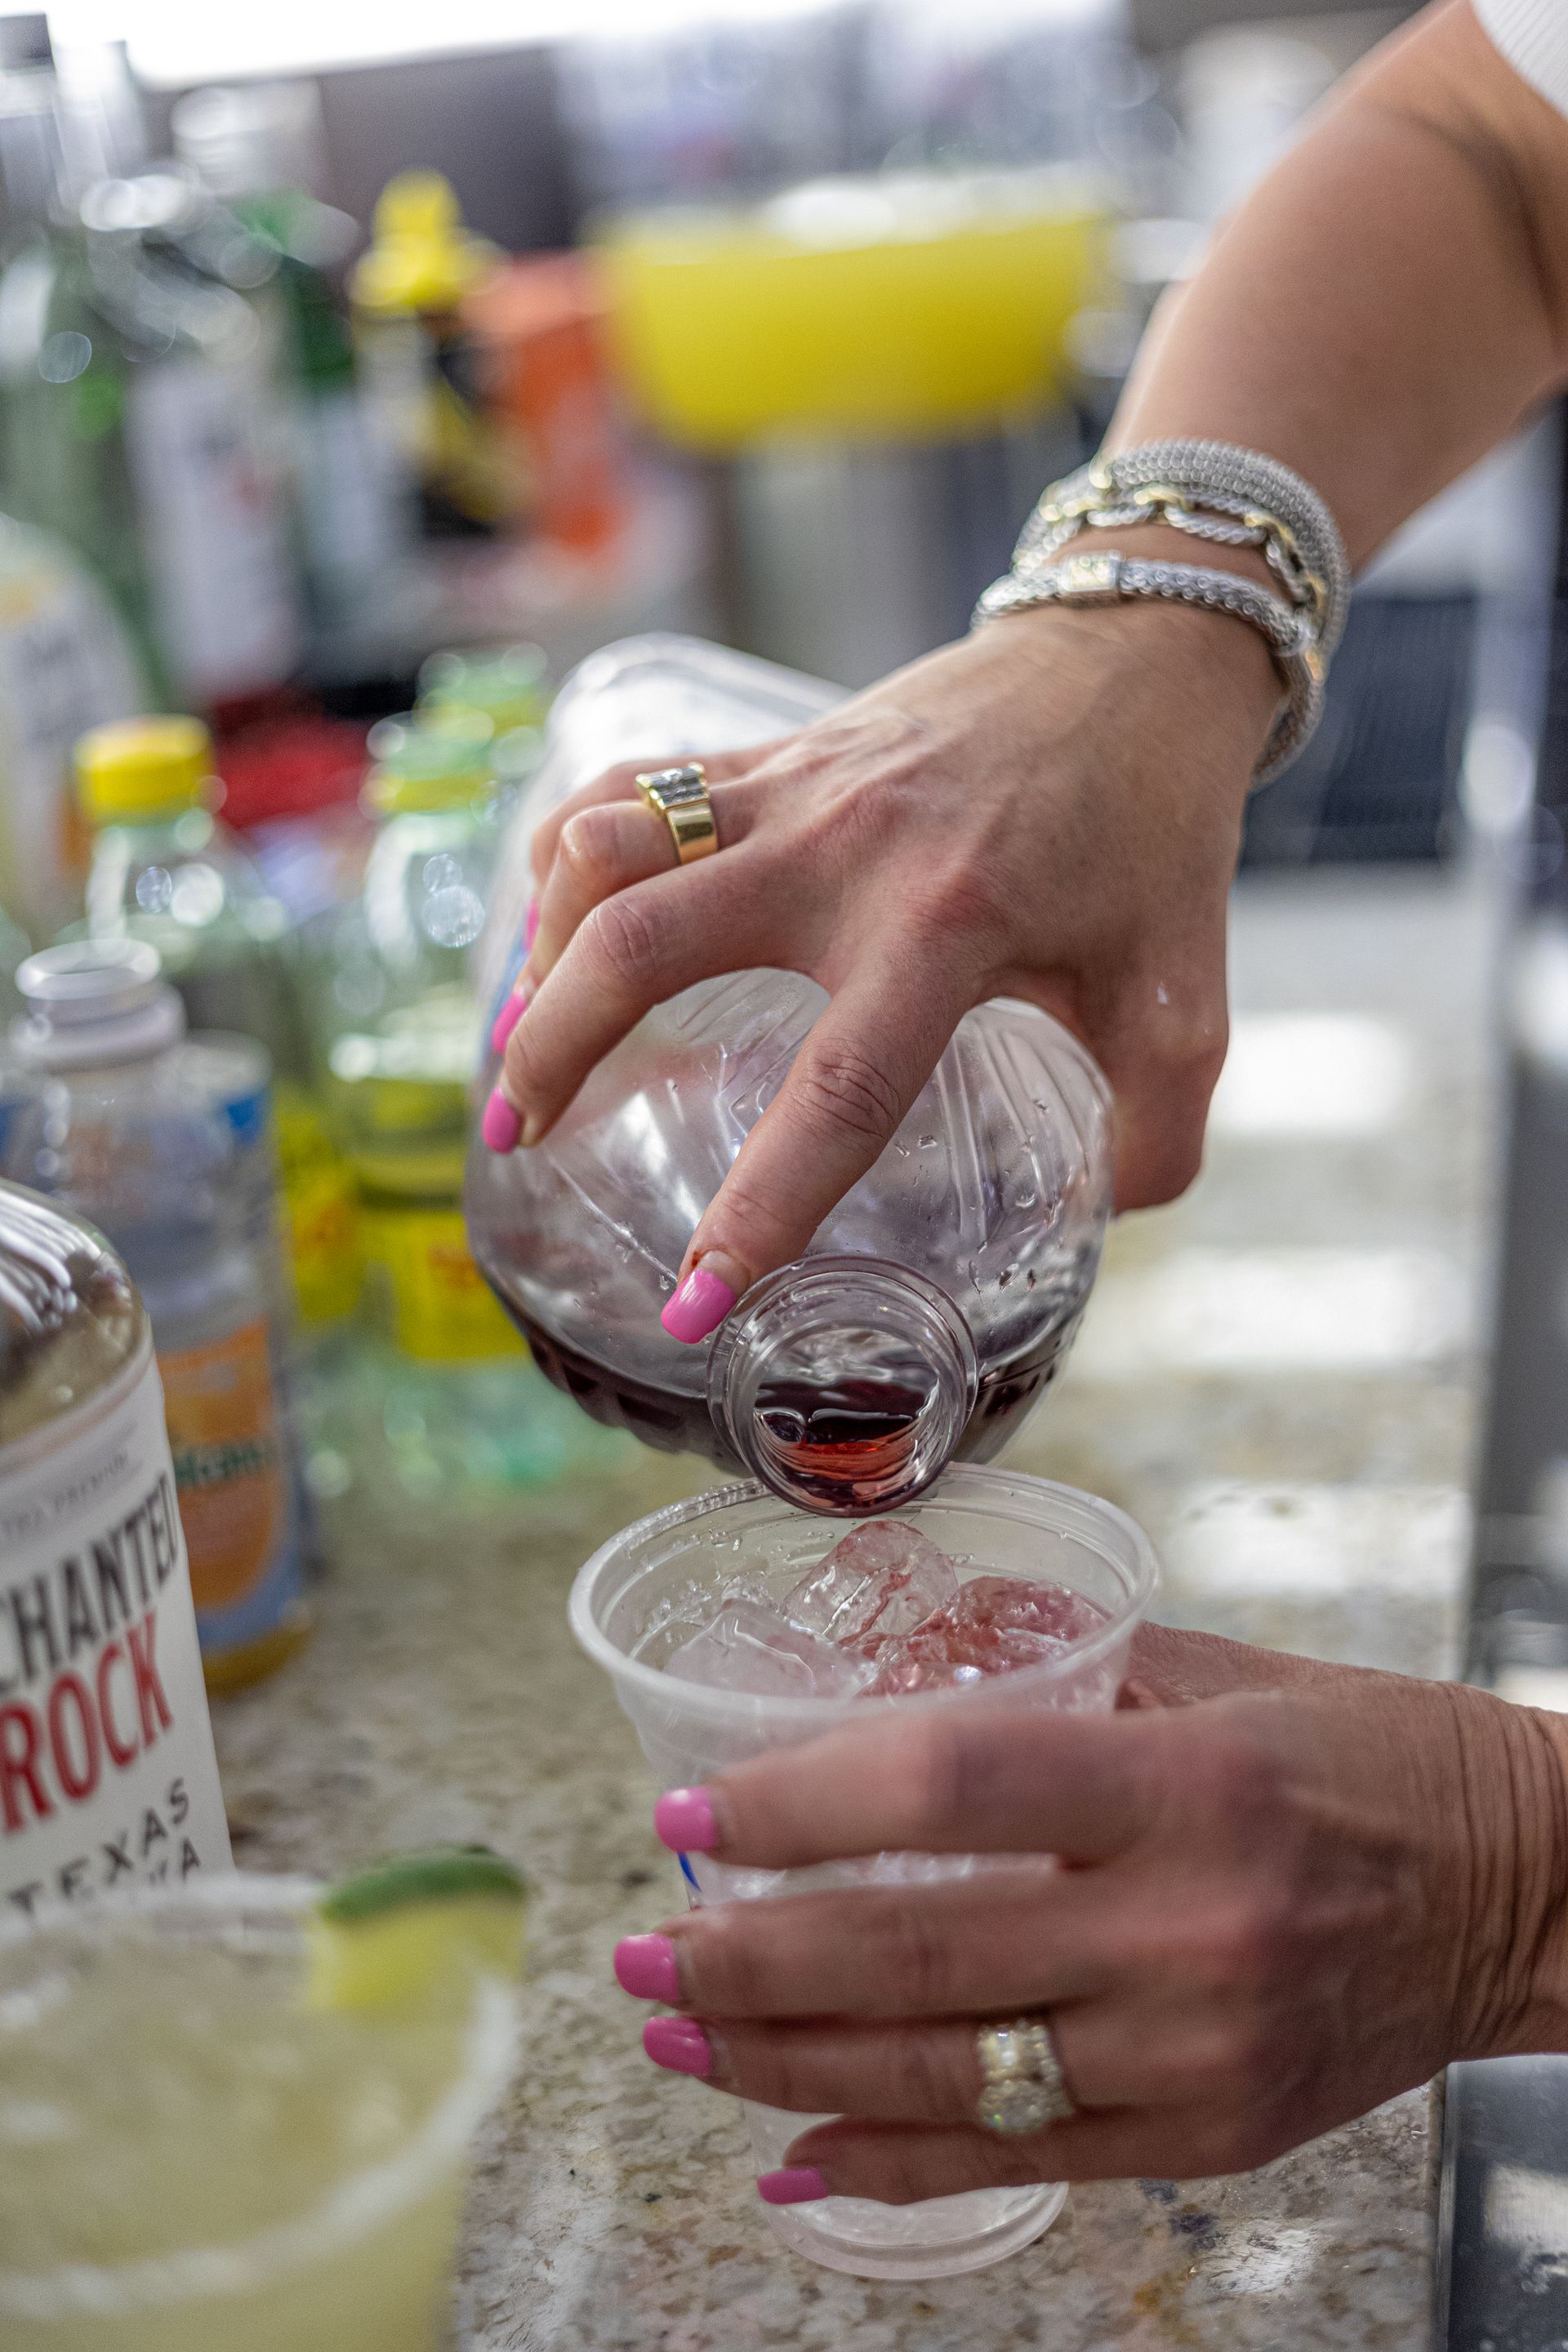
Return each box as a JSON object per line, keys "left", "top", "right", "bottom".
{"left": 74, "top": 716, "right": 301, "bottom": 1055}
{"left": 305, "top": 719, "right": 610, "bottom": 1494}
{"left": 71, "top": 715, "right": 362, "bottom": 1333}
{"left": 315, "top": 723, "right": 505, "bottom": 1320}
{"left": 350, "top": 172, "right": 509, "bottom": 541}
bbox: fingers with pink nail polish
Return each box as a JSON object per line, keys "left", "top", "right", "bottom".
{"left": 644, "top": 2016, "right": 711, "bottom": 2077}
{"left": 661, "top": 1263, "right": 738, "bottom": 1344}
{"left": 489, "top": 983, "right": 529, "bottom": 1057}
{"left": 757, "top": 2167, "right": 829, "bottom": 2206}
{"left": 613, "top": 1933, "right": 681, "bottom": 2002}
{"left": 525, "top": 896, "right": 540, "bottom": 953}
{"left": 653, "top": 1787, "right": 718, "bottom": 1854}
{"left": 481, "top": 1087, "right": 522, "bottom": 1153}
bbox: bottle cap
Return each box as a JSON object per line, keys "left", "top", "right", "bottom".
{"left": 363, "top": 715, "right": 494, "bottom": 816}
{"left": 418, "top": 643, "right": 550, "bottom": 733}
{"left": 350, "top": 172, "right": 497, "bottom": 315}
{"left": 12, "top": 939, "right": 185, "bottom": 1067}
{"left": 75, "top": 716, "right": 213, "bottom": 824}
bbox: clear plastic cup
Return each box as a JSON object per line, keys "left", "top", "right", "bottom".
{"left": 570, "top": 1464, "right": 1159, "bottom": 2280}
{"left": 0, "top": 1875, "right": 518, "bottom": 2352}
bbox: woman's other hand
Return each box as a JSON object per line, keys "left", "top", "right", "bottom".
{"left": 614, "top": 1636, "right": 1568, "bottom": 2200}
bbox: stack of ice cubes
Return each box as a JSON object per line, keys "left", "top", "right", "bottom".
{"left": 663, "top": 1521, "right": 1105, "bottom": 1700}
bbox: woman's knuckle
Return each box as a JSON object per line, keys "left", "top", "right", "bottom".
{"left": 875, "top": 1900, "right": 959, "bottom": 2014}
{"left": 794, "top": 1043, "right": 902, "bottom": 1146}
{"left": 743, "top": 2036, "right": 813, "bottom": 2114}
{"left": 1153, "top": 1007, "right": 1228, "bottom": 1085}
{"left": 697, "top": 1928, "right": 767, "bottom": 2016}
{"left": 585, "top": 891, "right": 666, "bottom": 989}
{"left": 902, "top": 2029, "right": 969, "bottom": 2120}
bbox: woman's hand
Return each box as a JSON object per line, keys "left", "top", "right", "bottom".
{"left": 490, "top": 598, "right": 1280, "bottom": 1328}
{"left": 612, "top": 1636, "right": 1568, "bottom": 2202}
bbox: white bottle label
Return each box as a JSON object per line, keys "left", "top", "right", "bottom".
{"left": 0, "top": 1343, "right": 232, "bottom": 1922}
{"left": 0, "top": 555, "right": 140, "bottom": 940}
{"left": 123, "top": 354, "right": 304, "bottom": 702}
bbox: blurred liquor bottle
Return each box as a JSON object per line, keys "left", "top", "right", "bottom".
{"left": 172, "top": 82, "right": 416, "bottom": 659}
{"left": 351, "top": 172, "right": 512, "bottom": 546}
{"left": 0, "top": 25, "right": 305, "bottom": 709}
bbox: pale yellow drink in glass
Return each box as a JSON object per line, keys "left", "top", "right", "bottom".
{"left": 0, "top": 1877, "right": 516, "bottom": 2352}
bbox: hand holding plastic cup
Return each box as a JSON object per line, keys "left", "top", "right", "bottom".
{"left": 571, "top": 1465, "right": 1158, "bottom": 2279}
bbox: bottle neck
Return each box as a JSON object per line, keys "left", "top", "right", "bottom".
{"left": 706, "top": 1257, "right": 978, "bottom": 1517}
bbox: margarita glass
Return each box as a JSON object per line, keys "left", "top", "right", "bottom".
{"left": 0, "top": 1875, "right": 517, "bottom": 2352}
{"left": 571, "top": 1464, "right": 1158, "bottom": 2280}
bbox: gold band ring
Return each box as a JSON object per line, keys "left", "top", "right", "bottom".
{"left": 635, "top": 762, "right": 718, "bottom": 865}
{"left": 975, "top": 2020, "right": 1076, "bottom": 2136}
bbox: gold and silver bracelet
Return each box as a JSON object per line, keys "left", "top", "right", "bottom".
{"left": 973, "top": 440, "right": 1350, "bottom": 783}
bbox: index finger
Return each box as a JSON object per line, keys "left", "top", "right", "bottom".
{"left": 654, "top": 1704, "right": 1165, "bottom": 1871}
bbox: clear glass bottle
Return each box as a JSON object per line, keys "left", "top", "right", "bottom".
{"left": 70, "top": 714, "right": 361, "bottom": 1332}
{"left": 73, "top": 716, "right": 305, "bottom": 1067}
{"left": 2, "top": 938, "right": 311, "bottom": 1686}
{"left": 309, "top": 725, "right": 599, "bottom": 1494}
{"left": 466, "top": 635, "right": 1113, "bottom": 1514}
{"left": 0, "top": 1173, "right": 232, "bottom": 1912}
{"left": 171, "top": 81, "right": 415, "bottom": 648}
{"left": 0, "top": 60, "right": 304, "bottom": 707}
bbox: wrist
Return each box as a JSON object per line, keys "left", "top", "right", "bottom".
{"left": 978, "top": 578, "right": 1284, "bottom": 792}
{"left": 1450, "top": 1687, "right": 1568, "bottom": 2059}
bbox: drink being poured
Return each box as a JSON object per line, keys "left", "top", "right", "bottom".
{"left": 466, "top": 635, "right": 1111, "bottom": 1516}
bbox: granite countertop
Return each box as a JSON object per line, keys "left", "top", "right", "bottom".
{"left": 215, "top": 862, "right": 1495, "bottom": 2350}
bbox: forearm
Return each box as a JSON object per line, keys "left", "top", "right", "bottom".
{"left": 1111, "top": 0, "right": 1568, "bottom": 566}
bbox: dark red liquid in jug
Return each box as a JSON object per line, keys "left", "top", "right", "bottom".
{"left": 508, "top": 1300, "right": 1083, "bottom": 1503}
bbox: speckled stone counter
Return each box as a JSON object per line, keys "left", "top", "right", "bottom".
{"left": 213, "top": 863, "right": 1494, "bottom": 2350}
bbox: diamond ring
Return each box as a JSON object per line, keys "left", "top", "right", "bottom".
{"left": 974, "top": 2019, "right": 1076, "bottom": 2136}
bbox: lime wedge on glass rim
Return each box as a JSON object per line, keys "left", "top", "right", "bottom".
{"left": 308, "top": 1846, "right": 527, "bottom": 2011}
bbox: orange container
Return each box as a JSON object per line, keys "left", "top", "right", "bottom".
{"left": 465, "top": 254, "right": 630, "bottom": 558}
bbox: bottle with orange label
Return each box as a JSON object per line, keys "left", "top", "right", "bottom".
{"left": 0, "top": 938, "right": 310, "bottom": 1690}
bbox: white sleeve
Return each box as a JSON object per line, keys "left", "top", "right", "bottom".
{"left": 1473, "top": 0, "right": 1568, "bottom": 118}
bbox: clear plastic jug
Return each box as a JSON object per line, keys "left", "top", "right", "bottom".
{"left": 466, "top": 635, "right": 1111, "bottom": 1514}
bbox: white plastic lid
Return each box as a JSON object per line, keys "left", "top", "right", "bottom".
{"left": 11, "top": 939, "right": 185, "bottom": 1068}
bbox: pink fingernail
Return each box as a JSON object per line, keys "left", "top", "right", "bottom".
{"left": 661, "top": 1267, "right": 737, "bottom": 1344}
{"left": 482, "top": 1088, "right": 522, "bottom": 1153}
{"left": 489, "top": 987, "right": 528, "bottom": 1056}
{"left": 525, "top": 897, "right": 540, "bottom": 951}
{"left": 758, "top": 2167, "right": 829, "bottom": 2207}
{"left": 644, "top": 2016, "right": 711, "bottom": 2077}
{"left": 614, "top": 1934, "right": 680, "bottom": 2002}
{"left": 653, "top": 1786, "right": 718, "bottom": 1853}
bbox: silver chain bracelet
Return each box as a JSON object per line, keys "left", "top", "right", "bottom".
{"left": 973, "top": 440, "right": 1349, "bottom": 782}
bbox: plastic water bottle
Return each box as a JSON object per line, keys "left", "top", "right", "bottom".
{"left": 3, "top": 940, "right": 311, "bottom": 1686}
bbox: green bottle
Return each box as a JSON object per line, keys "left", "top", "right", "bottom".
{"left": 0, "top": 65, "right": 303, "bottom": 706}
{"left": 172, "top": 83, "right": 413, "bottom": 647}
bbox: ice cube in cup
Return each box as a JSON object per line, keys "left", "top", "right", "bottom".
{"left": 783, "top": 1519, "right": 959, "bottom": 1655}
{"left": 666, "top": 1597, "right": 876, "bottom": 1699}
{"left": 868, "top": 1575, "right": 1110, "bottom": 1695}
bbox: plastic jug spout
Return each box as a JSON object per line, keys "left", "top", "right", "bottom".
{"left": 705, "top": 1256, "right": 978, "bottom": 1517}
